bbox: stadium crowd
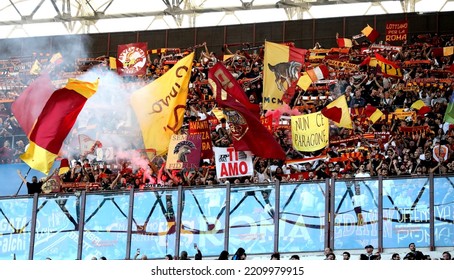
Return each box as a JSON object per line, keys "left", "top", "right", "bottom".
{"left": 1, "top": 32, "right": 454, "bottom": 194}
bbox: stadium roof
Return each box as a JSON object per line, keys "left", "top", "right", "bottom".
{"left": 0, "top": 0, "right": 453, "bottom": 38}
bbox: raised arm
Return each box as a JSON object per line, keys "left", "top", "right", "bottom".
{"left": 16, "top": 169, "right": 28, "bottom": 184}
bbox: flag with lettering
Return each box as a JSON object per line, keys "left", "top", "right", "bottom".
{"left": 131, "top": 52, "right": 194, "bottom": 157}
{"left": 189, "top": 120, "right": 213, "bottom": 159}
{"left": 166, "top": 134, "right": 201, "bottom": 170}
{"left": 263, "top": 41, "right": 306, "bottom": 110}
{"left": 208, "top": 62, "right": 286, "bottom": 160}
{"left": 375, "top": 53, "right": 402, "bottom": 78}
{"left": 117, "top": 42, "right": 148, "bottom": 76}
{"left": 20, "top": 78, "right": 99, "bottom": 174}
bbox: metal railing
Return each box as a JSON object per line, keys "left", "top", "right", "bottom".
{"left": 0, "top": 174, "right": 453, "bottom": 260}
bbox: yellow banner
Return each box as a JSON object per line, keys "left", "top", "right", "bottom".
{"left": 291, "top": 112, "right": 329, "bottom": 152}
{"left": 131, "top": 52, "right": 194, "bottom": 157}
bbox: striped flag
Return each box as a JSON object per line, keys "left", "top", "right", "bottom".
{"left": 11, "top": 73, "right": 56, "bottom": 137}
{"left": 337, "top": 38, "right": 353, "bottom": 48}
{"left": 361, "top": 25, "right": 379, "bottom": 43}
{"left": 432, "top": 46, "right": 454, "bottom": 57}
{"left": 58, "top": 158, "right": 70, "bottom": 175}
{"left": 297, "top": 65, "right": 330, "bottom": 91}
{"left": 20, "top": 78, "right": 99, "bottom": 174}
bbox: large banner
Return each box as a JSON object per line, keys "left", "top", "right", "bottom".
{"left": 117, "top": 42, "right": 148, "bottom": 76}
{"left": 165, "top": 134, "right": 202, "bottom": 170}
{"left": 189, "top": 120, "right": 213, "bottom": 159}
{"left": 214, "top": 147, "right": 253, "bottom": 179}
{"left": 386, "top": 20, "right": 408, "bottom": 45}
{"left": 291, "top": 112, "right": 329, "bottom": 152}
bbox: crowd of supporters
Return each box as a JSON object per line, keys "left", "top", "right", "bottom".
{"left": 1, "top": 33, "right": 454, "bottom": 193}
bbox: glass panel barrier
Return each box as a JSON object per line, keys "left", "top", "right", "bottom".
{"left": 33, "top": 194, "right": 80, "bottom": 260}
{"left": 434, "top": 176, "right": 454, "bottom": 247}
{"left": 382, "top": 177, "right": 430, "bottom": 248}
{"left": 180, "top": 187, "right": 226, "bottom": 258}
{"left": 131, "top": 189, "right": 178, "bottom": 259}
{"left": 228, "top": 184, "right": 275, "bottom": 256}
{"left": 279, "top": 182, "right": 326, "bottom": 253}
{"left": 0, "top": 196, "right": 33, "bottom": 260}
{"left": 82, "top": 192, "right": 130, "bottom": 260}
{"left": 334, "top": 179, "right": 379, "bottom": 250}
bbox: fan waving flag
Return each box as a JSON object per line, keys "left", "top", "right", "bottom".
{"left": 20, "top": 78, "right": 99, "bottom": 175}
{"left": 361, "top": 25, "right": 379, "bottom": 43}
{"left": 208, "top": 62, "right": 286, "bottom": 160}
{"left": 131, "top": 52, "right": 194, "bottom": 157}
{"left": 11, "top": 73, "right": 56, "bottom": 137}
{"left": 263, "top": 41, "right": 306, "bottom": 110}
{"left": 321, "top": 95, "right": 353, "bottom": 129}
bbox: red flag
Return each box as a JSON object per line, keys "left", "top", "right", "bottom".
{"left": 208, "top": 62, "right": 286, "bottom": 160}
{"left": 20, "top": 78, "right": 99, "bottom": 174}
{"left": 117, "top": 42, "right": 148, "bottom": 76}
{"left": 11, "top": 73, "right": 56, "bottom": 136}
{"left": 58, "top": 158, "right": 70, "bottom": 175}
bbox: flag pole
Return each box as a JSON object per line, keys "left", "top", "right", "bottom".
{"left": 15, "top": 167, "right": 31, "bottom": 197}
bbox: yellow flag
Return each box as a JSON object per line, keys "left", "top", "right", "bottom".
{"left": 321, "top": 95, "right": 353, "bottom": 129}
{"left": 131, "top": 52, "right": 194, "bottom": 157}
{"left": 411, "top": 100, "right": 425, "bottom": 110}
{"left": 291, "top": 112, "right": 329, "bottom": 152}
{"left": 263, "top": 41, "right": 305, "bottom": 110}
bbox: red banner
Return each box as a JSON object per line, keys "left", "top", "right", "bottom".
{"left": 189, "top": 120, "right": 214, "bottom": 159}
{"left": 117, "top": 42, "right": 148, "bottom": 76}
{"left": 260, "top": 115, "right": 273, "bottom": 133}
{"left": 385, "top": 20, "right": 408, "bottom": 44}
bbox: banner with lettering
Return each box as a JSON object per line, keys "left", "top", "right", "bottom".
{"left": 214, "top": 147, "right": 253, "bottom": 179}
{"left": 386, "top": 20, "right": 408, "bottom": 45}
{"left": 291, "top": 112, "right": 329, "bottom": 152}
{"left": 117, "top": 42, "right": 148, "bottom": 76}
{"left": 189, "top": 120, "right": 213, "bottom": 159}
{"left": 166, "top": 134, "right": 202, "bottom": 170}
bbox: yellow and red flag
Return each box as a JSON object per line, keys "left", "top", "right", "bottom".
{"left": 263, "top": 41, "right": 306, "bottom": 110}
{"left": 364, "top": 105, "right": 384, "bottom": 124}
{"left": 361, "top": 25, "right": 379, "bottom": 43}
{"left": 375, "top": 53, "right": 402, "bottom": 78}
{"left": 321, "top": 95, "right": 353, "bottom": 129}
{"left": 130, "top": 52, "right": 194, "bottom": 157}
{"left": 20, "top": 78, "right": 99, "bottom": 174}
{"left": 209, "top": 62, "right": 286, "bottom": 160}
{"left": 336, "top": 38, "right": 352, "bottom": 48}
{"left": 297, "top": 65, "right": 330, "bottom": 91}
{"left": 11, "top": 73, "right": 56, "bottom": 137}
{"left": 432, "top": 46, "right": 454, "bottom": 57}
